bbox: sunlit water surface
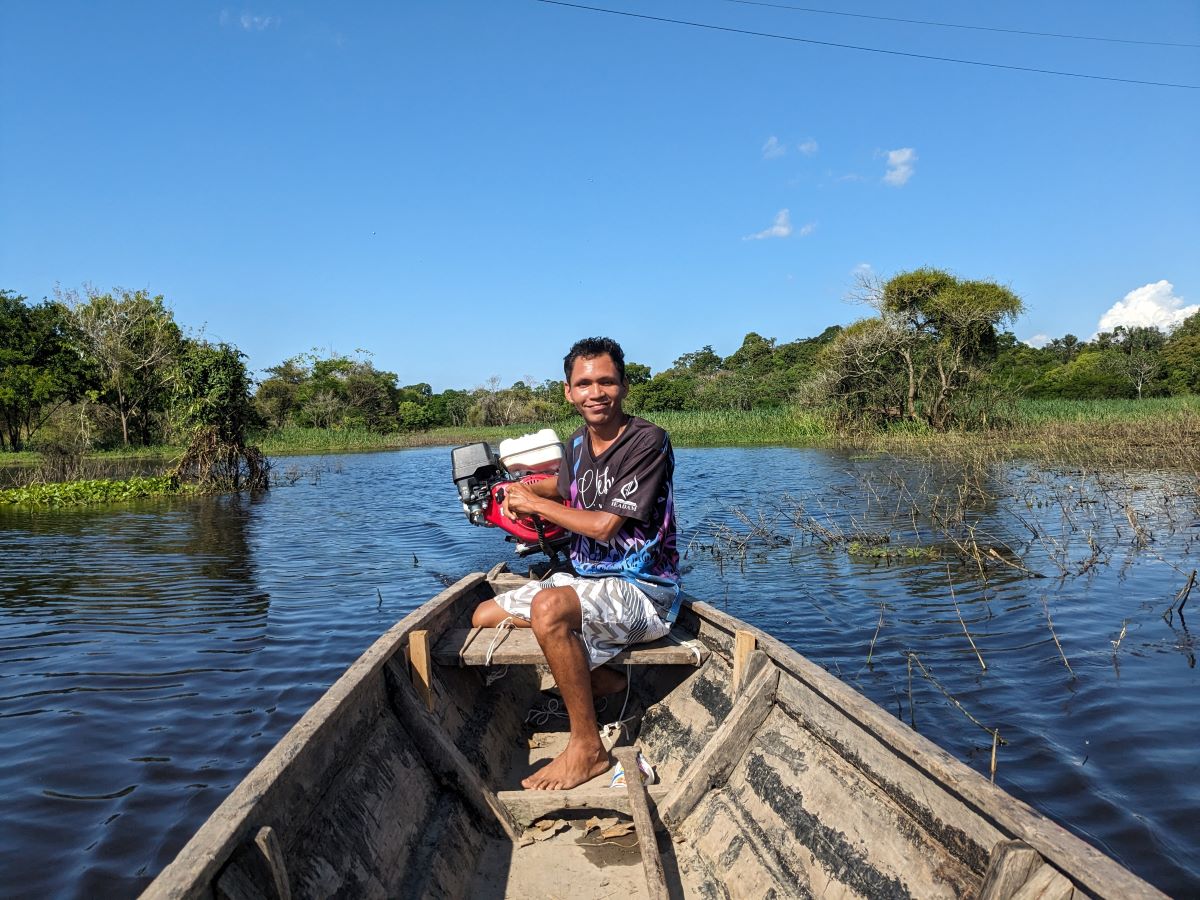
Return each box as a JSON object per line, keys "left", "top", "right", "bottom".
{"left": 1, "top": 447, "right": 1197, "bottom": 897}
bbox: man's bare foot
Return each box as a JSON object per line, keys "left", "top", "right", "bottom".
{"left": 522, "top": 741, "right": 611, "bottom": 790}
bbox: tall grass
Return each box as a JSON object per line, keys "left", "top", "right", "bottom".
{"left": 637, "top": 408, "right": 833, "bottom": 445}
{"left": 1014, "top": 396, "right": 1200, "bottom": 424}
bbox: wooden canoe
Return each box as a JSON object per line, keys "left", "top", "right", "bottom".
{"left": 142, "top": 564, "right": 1166, "bottom": 899}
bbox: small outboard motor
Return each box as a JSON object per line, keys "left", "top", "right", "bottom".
{"left": 451, "top": 432, "right": 570, "bottom": 559}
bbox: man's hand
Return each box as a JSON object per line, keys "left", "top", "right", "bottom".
{"left": 502, "top": 480, "right": 542, "bottom": 519}
{"left": 502, "top": 477, "right": 625, "bottom": 544}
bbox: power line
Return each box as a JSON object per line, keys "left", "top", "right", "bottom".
{"left": 721, "top": 0, "right": 1200, "bottom": 50}
{"left": 532, "top": 0, "right": 1200, "bottom": 90}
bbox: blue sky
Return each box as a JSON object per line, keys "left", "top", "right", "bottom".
{"left": 2, "top": 1, "right": 1197, "bottom": 390}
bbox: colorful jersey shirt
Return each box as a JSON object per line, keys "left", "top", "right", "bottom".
{"left": 557, "top": 416, "right": 681, "bottom": 600}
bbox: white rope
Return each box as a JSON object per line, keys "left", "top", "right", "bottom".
{"left": 525, "top": 696, "right": 568, "bottom": 726}
{"left": 525, "top": 694, "right": 610, "bottom": 727}
{"left": 617, "top": 667, "right": 633, "bottom": 723}
{"left": 484, "top": 617, "right": 515, "bottom": 685}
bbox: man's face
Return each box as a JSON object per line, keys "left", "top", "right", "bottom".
{"left": 564, "top": 353, "right": 627, "bottom": 428}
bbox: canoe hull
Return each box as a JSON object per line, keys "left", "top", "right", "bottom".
{"left": 142, "top": 568, "right": 1165, "bottom": 899}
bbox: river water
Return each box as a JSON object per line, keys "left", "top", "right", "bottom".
{"left": 1, "top": 447, "right": 1197, "bottom": 897}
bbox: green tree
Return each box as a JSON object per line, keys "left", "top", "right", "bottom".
{"left": 819, "top": 268, "right": 1022, "bottom": 428}
{"left": 397, "top": 400, "right": 434, "bottom": 431}
{"left": 427, "top": 388, "right": 473, "bottom": 427}
{"left": 1104, "top": 326, "right": 1166, "bottom": 399}
{"left": 671, "top": 345, "right": 722, "bottom": 376}
{"left": 989, "top": 332, "right": 1060, "bottom": 393}
{"left": 1163, "top": 311, "right": 1200, "bottom": 395}
{"left": 63, "top": 287, "right": 182, "bottom": 446}
{"left": 1027, "top": 351, "right": 1133, "bottom": 399}
{"left": 625, "top": 362, "right": 652, "bottom": 386}
{"left": 629, "top": 373, "right": 694, "bottom": 411}
{"left": 0, "top": 291, "right": 94, "bottom": 450}
{"left": 254, "top": 357, "right": 307, "bottom": 428}
{"left": 810, "top": 318, "right": 908, "bottom": 422}
{"left": 171, "top": 339, "right": 268, "bottom": 490}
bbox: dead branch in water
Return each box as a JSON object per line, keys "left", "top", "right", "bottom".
{"left": 1040, "top": 595, "right": 1075, "bottom": 678}
{"left": 947, "top": 567, "right": 987, "bottom": 672}
{"left": 906, "top": 652, "right": 1005, "bottom": 746}
{"left": 906, "top": 653, "right": 915, "bottom": 729}
{"left": 866, "top": 603, "right": 885, "bottom": 667}
{"left": 1111, "top": 619, "right": 1129, "bottom": 654}
{"left": 1163, "top": 569, "right": 1197, "bottom": 623}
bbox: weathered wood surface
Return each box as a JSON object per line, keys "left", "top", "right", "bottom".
{"left": 499, "top": 784, "right": 669, "bottom": 827}
{"left": 141, "top": 573, "right": 488, "bottom": 900}
{"left": 433, "top": 627, "right": 708, "bottom": 667}
{"left": 680, "top": 597, "right": 1168, "bottom": 900}
{"left": 660, "top": 654, "right": 778, "bottom": 827}
{"left": 683, "top": 703, "right": 981, "bottom": 898}
{"left": 409, "top": 630, "right": 434, "bottom": 711}
{"left": 980, "top": 841, "right": 1046, "bottom": 900}
{"left": 386, "top": 657, "right": 520, "bottom": 842}
{"left": 731, "top": 629, "right": 756, "bottom": 694}
{"left": 614, "top": 747, "right": 669, "bottom": 900}
{"left": 214, "top": 827, "right": 289, "bottom": 900}
{"left": 488, "top": 569, "right": 533, "bottom": 593}
{"left": 634, "top": 656, "right": 736, "bottom": 787}
{"left": 1010, "top": 864, "right": 1078, "bottom": 900}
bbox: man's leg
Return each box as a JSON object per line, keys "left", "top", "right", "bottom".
{"left": 471, "top": 598, "right": 530, "bottom": 628}
{"left": 471, "top": 599, "right": 625, "bottom": 696}
{"left": 522, "top": 586, "right": 611, "bottom": 790}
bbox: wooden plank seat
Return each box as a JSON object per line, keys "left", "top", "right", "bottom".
{"left": 433, "top": 627, "right": 709, "bottom": 667}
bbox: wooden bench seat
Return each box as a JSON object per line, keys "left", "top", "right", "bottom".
{"left": 433, "top": 628, "right": 709, "bottom": 667}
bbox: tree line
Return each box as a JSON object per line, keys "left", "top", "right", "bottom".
{"left": 0, "top": 287, "right": 258, "bottom": 455}
{"left": 2, "top": 270, "right": 1197, "bottom": 453}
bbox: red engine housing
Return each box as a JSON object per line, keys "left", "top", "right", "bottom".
{"left": 483, "top": 474, "right": 568, "bottom": 544}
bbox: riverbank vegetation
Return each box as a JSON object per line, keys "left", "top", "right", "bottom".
{"left": 1, "top": 286, "right": 267, "bottom": 498}
{"left": 0, "top": 475, "right": 198, "bottom": 506}
{"left": 3, "top": 269, "right": 1198, "bottom": 477}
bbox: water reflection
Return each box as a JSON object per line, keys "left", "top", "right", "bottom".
{"left": 0, "top": 446, "right": 1197, "bottom": 896}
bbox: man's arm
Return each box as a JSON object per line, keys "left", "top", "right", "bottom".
{"left": 503, "top": 480, "right": 625, "bottom": 543}
{"left": 525, "top": 476, "right": 563, "bottom": 500}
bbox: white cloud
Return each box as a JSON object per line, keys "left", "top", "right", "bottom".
{"left": 744, "top": 209, "right": 793, "bottom": 240}
{"left": 221, "top": 9, "right": 281, "bottom": 30}
{"left": 883, "top": 147, "right": 917, "bottom": 186}
{"left": 1098, "top": 280, "right": 1197, "bottom": 333}
{"left": 797, "top": 221, "right": 817, "bottom": 237}
{"left": 852, "top": 262, "right": 874, "bottom": 278}
{"left": 797, "top": 138, "right": 818, "bottom": 156}
{"left": 241, "top": 12, "right": 280, "bottom": 30}
{"left": 762, "top": 136, "right": 785, "bottom": 159}
{"left": 1023, "top": 334, "right": 1051, "bottom": 349}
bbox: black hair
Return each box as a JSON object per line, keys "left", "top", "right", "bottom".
{"left": 563, "top": 337, "right": 626, "bottom": 383}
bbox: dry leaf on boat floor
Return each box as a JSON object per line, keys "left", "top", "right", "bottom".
{"left": 583, "top": 816, "right": 619, "bottom": 834}
{"left": 599, "top": 822, "right": 636, "bottom": 840}
{"left": 518, "top": 818, "right": 570, "bottom": 847}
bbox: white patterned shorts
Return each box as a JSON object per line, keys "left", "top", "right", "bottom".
{"left": 493, "top": 572, "right": 671, "bottom": 669}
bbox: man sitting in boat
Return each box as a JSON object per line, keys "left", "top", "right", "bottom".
{"left": 471, "top": 336, "right": 681, "bottom": 790}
